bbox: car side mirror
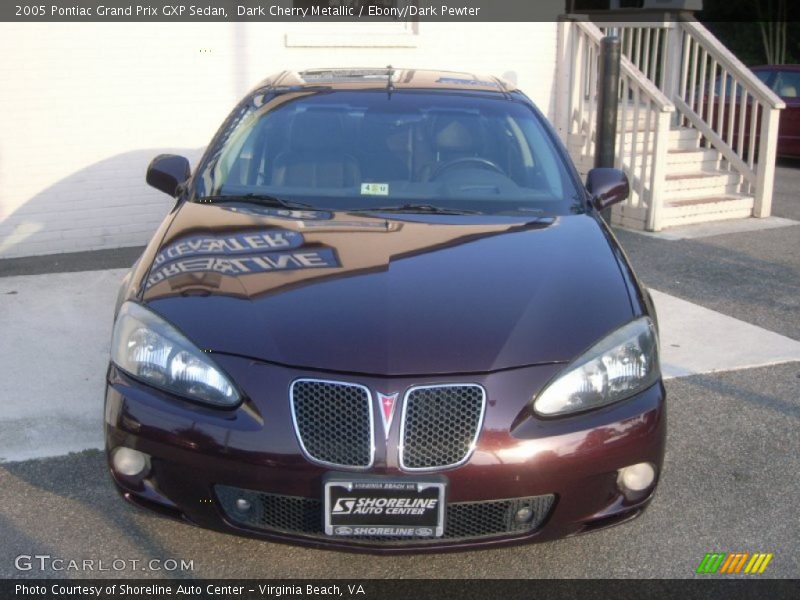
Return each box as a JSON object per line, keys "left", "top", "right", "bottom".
{"left": 146, "top": 154, "right": 191, "bottom": 197}
{"left": 586, "top": 168, "right": 629, "bottom": 211}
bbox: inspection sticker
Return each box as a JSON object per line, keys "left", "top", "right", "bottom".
{"left": 360, "top": 183, "right": 389, "bottom": 196}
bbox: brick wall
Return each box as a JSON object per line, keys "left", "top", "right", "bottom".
{"left": 0, "top": 21, "right": 558, "bottom": 258}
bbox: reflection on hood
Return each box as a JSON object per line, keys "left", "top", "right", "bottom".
{"left": 144, "top": 202, "right": 542, "bottom": 300}
{"left": 141, "top": 202, "right": 633, "bottom": 374}
{"left": 146, "top": 229, "right": 339, "bottom": 291}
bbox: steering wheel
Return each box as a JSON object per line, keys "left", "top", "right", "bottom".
{"left": 429, "top": 157, "right": 505, "bottom": 180}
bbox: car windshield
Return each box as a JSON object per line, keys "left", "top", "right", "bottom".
{"left": 192, "top": 90, "right": 582, "bottom": 215}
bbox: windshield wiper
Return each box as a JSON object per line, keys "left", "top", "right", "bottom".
{"left": 197, "top": 194, "right": 316, "bottom": 210}
{"left": 349, "top": 203, "right": 483, "bottom": 215}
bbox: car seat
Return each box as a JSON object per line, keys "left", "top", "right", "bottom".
{"left": 358, "top": 110, "right": 411, "bottom": 182}
{"left": 418, "top": 114, "right": 485, "bottom": 181}
{"left": 271, "top": 110, "right": 361, "bottom": 188}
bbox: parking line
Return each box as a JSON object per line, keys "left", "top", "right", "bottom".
{"left": 650, "top": 289, "right": 800, "bottom": 379}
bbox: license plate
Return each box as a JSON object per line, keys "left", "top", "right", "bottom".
{"left": 324, "top": 475, "right": 446, "bottom": 538}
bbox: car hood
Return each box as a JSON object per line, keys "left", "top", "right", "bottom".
{"left": 141, "top": 202, "right": 634, "bottom": 375}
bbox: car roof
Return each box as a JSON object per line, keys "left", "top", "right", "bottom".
{"left": 255, "top": 68, "right": 517, "bottom": 94}
{"left": 752, "top": 64, "right": 800, "bottom": 71}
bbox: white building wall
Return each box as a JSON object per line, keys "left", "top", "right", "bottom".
{"left": 0, "top": 21, "right": 559, "bottom": 259}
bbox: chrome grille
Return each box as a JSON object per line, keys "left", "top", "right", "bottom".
{"left": 290, "top": 379, "right": 374, "bottom": 468}
{"left": 216, "top": 485, "right": 555, "bottom": 543}
{"left": 400, "top": 384, "right": 486, "bottom": 470}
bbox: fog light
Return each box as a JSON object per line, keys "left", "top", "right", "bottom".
{"left": 617, "top": 462, "right": 656, "bottom": 492}
{"left": 514, "top": 506, "right": 534, "bottom": 524}
{"left": 235, "top": 498, "right": 251, "bottom": 512}
{"left": 112, "top": 447, "right": 150, "bottom": 477}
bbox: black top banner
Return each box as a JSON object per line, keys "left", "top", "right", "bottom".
{"left": 1, "top": 0, "right": 713, "bottom": 23}
{"left": 4, "top": 1, "right": 560, "bottom": 22}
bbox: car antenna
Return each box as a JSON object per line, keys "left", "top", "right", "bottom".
{"left": 386, "top": 65, "right": 395, "bottom": 99}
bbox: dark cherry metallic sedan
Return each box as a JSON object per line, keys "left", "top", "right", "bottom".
{"left": 105, "top": 68, "right": 665, "bottom": 552}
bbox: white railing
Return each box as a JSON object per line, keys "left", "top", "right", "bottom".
{"left": 597, "top": 17, "right": 784, "bottom": 218}
{"left": 562, "top": 19, "right": 674, "bottom": 230}
{"left": 562, "top": 14, "right": 785, "bottom": 229}
{"left": 600, "top": 21, "right": 671, "bottom": 91}
{"left": 675, "top": 17, "right": 784, "bottom": 216}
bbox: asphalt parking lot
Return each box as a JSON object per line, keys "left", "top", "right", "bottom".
{"left": 1, "top": 163, "right": 798, "bottom": 579}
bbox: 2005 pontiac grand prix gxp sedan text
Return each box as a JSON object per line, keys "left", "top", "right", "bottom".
{"left": 105, "top": 68, "right": 665, "bottom": 552}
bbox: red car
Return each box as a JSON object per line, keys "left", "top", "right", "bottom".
{"left": 105, "top": 68, "right": 665, "bottom": 552}
{"left": 752, "top": 65, "right": 800, "bottom": 157}
{"left": 696, "top": 66, "right": 794, "bottom": 160}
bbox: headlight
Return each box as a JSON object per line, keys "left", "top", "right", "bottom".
{"left": 533, "top": 317, "right": 659, "bottom": 416}
{"left": 111, "top": 302, "right": 240, "bottom": 407}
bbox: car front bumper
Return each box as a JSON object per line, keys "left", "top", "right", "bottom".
{"left": 104, "top": 354, "right": 666, "bottom": 553}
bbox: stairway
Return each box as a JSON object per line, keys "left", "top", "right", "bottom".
{"left": 660, "top": 127, "right": 754, "bottom": 228}
{"left": 563, "top": 17, "right": 782, "bottom": 233}
{"left": 567, "top": 119, "right": 755, "bottom": 231}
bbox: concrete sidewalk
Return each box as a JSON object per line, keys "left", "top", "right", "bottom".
{"left": 1, "top": 268, "right": 799, "bottom": 463}
{"left": 0, "top": 269, "right": 126, "bottom": 462}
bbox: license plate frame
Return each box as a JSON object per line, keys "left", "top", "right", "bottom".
{"left": 323, "top": 474, "right": 447, "bottom": 538}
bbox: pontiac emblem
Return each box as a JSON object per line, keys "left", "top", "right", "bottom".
{"left": 377, "top": 392, "right": 399, "bottom": 438}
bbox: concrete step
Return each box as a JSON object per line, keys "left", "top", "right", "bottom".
{"left": 669, "top": 136, "right": 701, "bottom": 151}
{"left": 582, "top": 102, "right": 655, "bottom": 120}
{"left": 665, "top": 170, "right": 741, "bottom": 195}
{"left": 666, "top": 183, "right": 745, "bottom": 202}
{"left": 661, "top": 193, "right": 754, "bottom": 228}
{"left": 618, "top": 131, "right": 700, "bottom": 151}
{"left": 665, "top": 192, "right": 754, "bottom": 210}
{"left": 667, "top": 148, "right": 719, "bottom": 165}
{"left": 666, "top": 149, "right": 726, "bottom": 174}
{"left": 612, "top": 164, "right": 736, "bottom": 189}
{"left": 668, "top": 127, "right": 702, "bottom": 142}
{"left": 571, "top": 126, "right": 702, "bottom": 152}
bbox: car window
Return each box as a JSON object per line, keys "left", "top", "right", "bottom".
{"left": 193, "top": 91, "right": 582, "bottom": 216}
{"left": 754, "top": 69, "right": 772, "bottom": 86}
{"left": 771, "top": 70, "right": 800, "bottom": 98}
{"left": 714, "top": 71, "right": 772, "bottom": 98}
